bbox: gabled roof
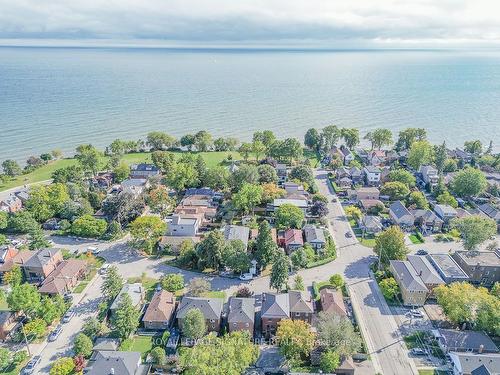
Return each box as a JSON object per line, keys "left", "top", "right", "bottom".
{"left": 39, "top": 259, "right": 87, "bottom": 295}
{"left": 453, "top": 251, "right": 500, "bottom": 268}
{"left": 434, "top": 204, "right": 458, "bottom": 216}
{"left": 284, "top": 229, "right": 303, "bottom": 246}
{"left": 407, "top": 255, "right": 445, "bottom": 285}
{"left": 479, "top": 203, "right": 500, "bottom": 221}
{"left": 228, "top": 297, "right": 255, "bottom": 324}
{"left": 288, "top": 291, "right": 313, "bottom": 314}
{"left": 23, "top": 248, "right": 61, "bottom": 268}
{"left": 185, "top": 188, "right": 216, "bottom": 197}
{"left": 130, "top": 163, "right": 159, "bottom": 172}
{"left": 436, "top": 329, "right": 499, "bottom": 353}
{"left": 389, "top": 201, "right": 412, "bottom": 219}
{"left": 261, "top": 293, "right": 290, "bottom": 319}
{"left": 176, "top": 296, "right": 223, "bottom": 320}
{"left": 0, "top": 250, "right": 34, "bottom": 272}
{"left": 111, "top": 283, "right": 144, "bottom": 310}
{"left": 224, "top": 225, "right": 250, "bottom": 247}
{"left": 411, "top": 209, "right": 443, "bottom": 224}
{"left": 320, "top": 288, "right": 347, "bottom": 317}
{"left": 85, "top": 351, "right": 146, "bottom": 375}
{"left": 364, "top": 166, "right": 381, "bottom": 173}
{"left": 390, "top": 260, "right": 428, "bottom": 292}
{"left": 361, "top": 215, "right": 383, "bottom": 229}
{"left": 273, "top": 199, "right": 308, "bottom": 209}
{"left": 142, "top": 290, "right": 175, "bottom": 323}
{"left": 303, "top": 225, "right": 325, "bottom": 244}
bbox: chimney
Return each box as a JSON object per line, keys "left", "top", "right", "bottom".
{"left": 479, "top": 344, "right": 484, "bottom": 354}
{"left": 418, "top": 270, "right": 422, "bottom": 277}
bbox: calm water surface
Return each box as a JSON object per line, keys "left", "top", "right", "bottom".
{"left": 1, "top": 47, "right": 500, "bottom": 162}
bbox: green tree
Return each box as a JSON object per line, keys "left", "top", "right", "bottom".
{"left": 49, "top": 357, "right": 75, "bottom": 375}
{"left": 388, "top": 169, "right": 416, "bottom": 187}
{"left": 71, "top": 214, "right": 107, "bottom": 238}
{"left": 380, "top": 181, "right": 410, "bottom": 200}
{"left": 395, "top": 128, "right": 427, "bottom": 151}
{"left": 451, "top": 215, "right": 497, "bottom": 251}
{"left": 203, "top": 166, "right": 231, "bottom": 191}
{"left": 341, "top": 128, "right": 360, "bottom": 149}
{"left": 113, "top": 293, "right": 140, "bottom": 339}
{"left": 316, "top": 311, "right": 362, "bottom": 356}
{"left": 261, "top": 183, "right": 286, "bottom": 203}
{"left": 182, "top": 308, "right": 207, "bottom": 339}
{"left": 194, "top": 130, "right": 213, "bottom": 152}
{"left": 101, "top": 265, "right": 124, "bottom": 301}
{"left": 147, "top": 186, "right": 174, "bottom": 215}
{"left": 276, "top": 319, "right": 315, "bottom": 362}
{"left": 407, "top": 191, "right": 429, "bottom": 209}
{"left": 436, "top": 190, "right": 458, "bottom": 208}
{"left": 275, "top": 204, "right": 304, "bottom": 229}
{"left": 444, "top": 158, "right": 458, "bottom": 172}
{"left": 374, "top": 226, "right": 408, "bottom": 268}
{"left": 304, "top": 128, "right": 321, "bottom": 151}
{"left": 238, "top": 143, "right": 253, "bottom": 161}
{"left": 23, "top": 318, "right": 47, "bottom": 339}
{"left": 289, "top": 164, "right": 314, "bottom": 186}
{"left": 253, "top": 130, "right": 277, "bottom": 152}
{"left": 464, "top": 140, "right": 483, "bottom": 155}
{"left": 161, "top": 274, "right": 185, "bottom": 292}
{"left": 232, "top": 183, "right": 263, "bottom": 214}
{"left": 320, "top": 125, "right": 341, "bottom": 152}
{"left": 226, "top": 245, "right": 251, "bottom": 274}
{"left": 146, "top": 131, "right": 177, "bottom": 151}
{"left": 290, "top": 247, "right": 308, "bottom": 270}
{"left": 113, "top": 162, "right": 130, "bottom": 183}
{"left": 364, "top": 128, "right": 392, "bottom": 150}
{"left": 166, "top": 162, "right": 198, "bottom": 191}
{"left": 257, "top": 164, "right": 278, "bottom": 184}
{"left": 8, "top": 210, "right": 39, "bottom": 234}
{"left": 197, "top": 230, "right": 226, "bottom": 270}
{"left": 73, "top": 333, "right": 93, "bottom": 358}
{"left": 452, "top": 167, "right": 487, "bottom": 197}
{"left": 329, "top": 274, "right": 345, "bottom": 289}
{"left": 434, "top": 283, "right": 478, "bottom": 325}
{"left": 180, "top": 134, "right": 196, "bottom": 151}
{"left": 75, "top": 144, "right": 103, "bottom": 176}
{"left": 231, "top": 164, "right": 259, "bottom": 191}
{"left": 82, "top": 317, "right": 104, "bottom": 339}
{"left": 3, "top": 265, "right": 22, "bottom": 286}
{"left": 37, "top": 295, "right": 65, "bottom": 324}
{"left": 293, "top": 275, "right": 305, "bottom": 291}
{"left": 150, "top": 346, "right": 167, "bottom": 365}
{"left": 407, "top": 140, "right": 434, "bottom": 170}
{"left": 255, "top": 220, "right": 278, "bottom": 268}
{"left": 0, "top": 211, "right": 8, "bottom": 230}
{"left": 345, "top": 205, "right": 362, "bottom": 221}
{"left": 379, "top": 277, "right": 400, "bottom": 300}
{"left": 476, "top": 293, "right": 500, "bottom": 336}
{"left": 151, "top": 151, "right": 176, "bottom": 172}
{"left": 29, "top": 228, "right": 51, "bottom": 250}
{"left": 0, "top": 348, "right": 9, "bottom": 370}
{"left": 188, "top": 277, "right": 211, "bottom": 297}
{"left": 12, "top": 350, "right": 28, "bottom": 366}
{"left": 252, "top": 140, "right": 266, "bottom": 161}
{"left": 2, "top": 159, "right": 22, "bottom": 177}
{"left": 320, "top": 350, "right": 341, "bottom": 373}
{"left": 7, "top": 283, "right": 41, "bottom": 318}
{"left": 270, "top": 250, "right": 289, "bottom": 292}
{"left": 434, "top": 142, "right": 448, "bottom": 174}
{"left": 179, "top": 331, "right": 259, "bottom": 375}
{"left": 129, "top": 215, "right": 166, "bottom": 254}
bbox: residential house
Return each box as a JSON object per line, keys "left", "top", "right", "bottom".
{"left": 283, "top": 182, "right": 306, "bottom": 196}
{"left": 363, "top": 166, "right": 381, "bottom": 186}
{"left": 278, "top": 229, "right": 303, "bottom": 254}
{"left": 478, "top": 203, "right": 500, "bottom": 229}
{"left": 142, "top": 290, "right": 175, "bottom": 330}
{"left": 0, "top": 250, "right": 33, "bottom": 280}
{"left": 174, "top": 205, "right": 217, "bottom": 223}
{"left": 289, "top": 290, "right": 314, "bottom": 323}
{"left": 390, "top": 260, "right": 428, "bottom": 306}
{"left": 406, "top": 255, "right": 445, "bottom": 293}
{"left": 261, "top": 293, "right": 290, "bottom": 338}
{"left": 448, "top": 352, "right": 500, "bottom": 375}
{"left": 337, "top": 176, "right": 353, "bottom": 189}
{"left": 227, "top": 297, "right": 255, "bottom": 334}
{"left": 166, "top": 215, "right": 200, "bottom": 237}
{"left": 110, "top": 283, "right": 145, "bottom": 316}
{"left": 427, "top": 254, "right": 469, "bottom": 284}
{"left": 484, "top": 172, "right": 500, "bottom": 189}
{"left": 419, "top": 165, "right": 439, "bottom": 187}
{"left": 355, "top": 187, "right": 380, "bottom": 201}
{"left": 433, "top": 329, "right": 499, "bottom": 354}
{"left": 319, "top": 288, "right": 347, "bottom": 318}
{"left": 411, "top": 209, "right": 443, "bottom": 233}
{"left": 451, "top": 251, "right": 500, "bottom": 286}
{"left": 349, "top": 166, "right": 363, "bottom": 185}
{"left": 0, "top": 311, "right": 18, "bottom": 341}
{"left": 0, "top": 246, "right": 18, "bottom": 267}
{"left": 340, "top": 145, "right": 355, "bottom": 165}
{"left": 158, "top": 235, "right": 201, "bottom": 254}
{"left": 92, "top": 338, "right": 120, "bottom": 352}
{"left": 14, "top": 190, "right": 29, "bottom": 204}
{"left": 359, "top": 199, "right": 384, "bottom": 212}
{"left": 21, "top": 248, "right": 63, "bottom": 282}
{"left": 367, "top": 150, "right": 386, "bottom": 166}
{"left": 177, "top": 297, "right": 224, "bottom": 334}
{"left": 129, "top": 163, "right": 160, "bottom": 179}
{"left": 380, "top": 166, "right": 391, "bottom": 184}
{"left": 434, "top": 204, "right": 458, "bottom": 224}
{"left": 121, "top": 178, "right": 148, "bottom": 198}
{"left": 0, "top": 195, "right": 22, "bottom": 213}
{"left": 85, "top": 350, "right": 150, "bottom": 375}
{"left": 38, "top": 259, "right": 88, "bottom": 296}
{"left": 276, "top": 164, "right": 288, "bottom": 185}
{"left": 223, "top": 225, "right": 250, "bottom": 248}
{"left": 184, "top": 187, "right": 220, "bottom": 201}
{"left": 359, "top": 215, "right": 383, "bottom": 235}
{"left": 389, "top": 201, "right": 415, "bottom": 228}
{"left": 269, "top": 198, "right": 309, "bottom": 214}
{"left": 303, "top": 225, "right": 326, "bottom": 251}
{"left": 453, "top": 148, "right": 473, "bottom": 164}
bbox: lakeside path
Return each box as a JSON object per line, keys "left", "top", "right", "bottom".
{"left": 34, "top": 167, "right": 417, "bottom": 375}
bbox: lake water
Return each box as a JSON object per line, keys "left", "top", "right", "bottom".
{"left": 1, "top": 46, "right": 500, "bottom": 162}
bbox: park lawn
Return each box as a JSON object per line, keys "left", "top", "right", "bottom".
{"left": 119, "top": 336, "right": 154, "bottom": 360}
{"left": 0, "top": 151, "right": 242, "bottom": 192}
{"left": 0, "top": 158, "right": 77, "bottom": 191}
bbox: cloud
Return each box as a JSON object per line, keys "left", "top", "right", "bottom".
{"left": 1, "top": 0, "right": 500, "bottom": 45}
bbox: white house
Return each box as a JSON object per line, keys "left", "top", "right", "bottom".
{"left": 434, "top": 204, "right": 458, "bottom": 223}
{"left": 419, "top": 165, "right": 439, "bottom": 187}
{"left": 166, "top": 215, "right": 200, "bottom": 237}
{"left": 389, "top": 201, "right": 415, "bottom": 228}
{"left": 363, "top": 166, "right": 381, "bottom": 186}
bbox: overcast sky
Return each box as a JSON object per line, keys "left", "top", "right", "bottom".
{"left": 1, "top": 0, "right": 500, "bottom": 47}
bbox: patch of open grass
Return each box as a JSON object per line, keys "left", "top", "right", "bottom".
{"left": 127, "top": 276, "right": 159, "bottom": 301}
{"left": 418, "top": 370, "right": 449, "bottom": 375}
{"left": 202, "top": 291, "right": 226, "bottom": 300}
{"left": 360, "top": 238, "right": 376, "bottom": 247}
{"left": 73, "top": 281, "right": 89, "bottom": 293}
{"left": 303, "top": 149, "right": 320, "bottom": 167}
{"left": 409, "top": 234, "right": 425, "bottom": 244}
{"left": 119, "top": 336, "right": 154, "bottom": 360}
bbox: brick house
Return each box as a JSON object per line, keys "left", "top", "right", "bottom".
{"left": 227, "top": 297, "right": 255, "bottom": 335}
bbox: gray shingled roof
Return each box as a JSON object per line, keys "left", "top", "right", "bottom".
{"left": 261, "top": 293, "right": 290, "bottom": 319}
{"left": 288, "top": 291, "right": 313, "bottom": 314}
{"left": 224, "top": 225, "right": 250, "bottom": 247}
{"left": 303, "top": 225, "right": 326, "bottom": 244}
{"left": 437, "top": 329, "right": 499, "bottom": 353}
{"left": 23, "top": 248, "right": 60, "bottom": 268}
{"left": 176, "top": 296, "right": 223, "bottom": 320}
{"left": 390, "top": 260, "right": 428, "bottom": 292}
{"left": 389, "top": 201, "right": 412, "bottom": 220}
{"left": 85, "top": 351, "right": 148, "bottom": 375}
{"left": 407, "top": 255, "right": 445, "bottom": 285}
{"left": 110, "top": 283, "right": 144, "bottom": 310}
{"left": 228, "top": 297, "right": 255, "bottom": 324}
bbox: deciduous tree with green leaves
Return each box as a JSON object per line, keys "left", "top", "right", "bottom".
{"left": 316, "top": 311, "right": 362, "bottom": 357}
{"left": 129, "top": 215, "right": 166, "bottom": 254}
{"left": 73, "top": 333, "right": 93, "bottom": 358}
{"left": 364, "top": 128, "right": 392, "bottom": 150}
{"left": 270, "top": 250, "right": 289, "bottom": 292}
{"left": 197, "top": 230, "right": 226, "bottom": 270}
{"left": 232, "top": 183, "right": 263, "bottom": 214}
{"left": 49, "top": 357, "right": 75, "bottom": 375}
{"left": 379, "top": 277, "right": 400, "bottom": 301}
{"left": 388, "top": 168, "right": 416, "bottom": 187}
{"left": 276, "top": 319, "right": 315, "bottom": 363}
{"left": 452, "top": 167, "right": 487, "bottom": 197}
{"left": 112, "top": 293, "right": 140, "bottom": 339}
{"left": 451, "top": 215, "right": 497, "bottom": 251}
{"left": 374, "top": 226, "right": 408, "bottom": 268}
{"left": 407, "top": 140, "right": 434, "bottom": 170}
{"left": 380, "top": 181, "right": 410, "bottom": 200}
{"left": 161, "top": 274, "right": 185, "bottom": 292}
{"left": 181, "top": 308, "right": 206, "bottom": 339}
{"left": 101, "top": 265, "right": 124, "bottom": 301}
{"left": 275, "top": 203, "right": 304, "bottom": 229}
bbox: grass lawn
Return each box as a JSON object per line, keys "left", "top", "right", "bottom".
{"left": 202, "top": 291, "right": 226, "bottom": 299}
{"left": 360, "top": 238, "right": 376, "bottom": 247}
{"left": 409, "top": 234, "right": 425, "bottom": 244}
{"left": 73, "top": 281, "right": 89, "bottom": 293}
{"left": 0, "top": 300, "right": 8, "bottom": 311}
{"left": 303, "top": 149, "right": 320, "bottom": 167}
{"left": 119, "top": 336, "right": 154, "bottom": 360}
{"left": 418, "top": 370, "right": 449, "bottom": 375}
{"left": 0, "top": 151, "right": 242, "bottom": 192}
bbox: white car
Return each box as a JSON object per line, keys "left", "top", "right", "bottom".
{"left": 99, "top": 264, "right": 111, "bottom": 274}
{"left": 88, "top": 246, "right": 100, "bottom": 254}
{"left": 239, "top": 273, "right": 253, "bottom": 281}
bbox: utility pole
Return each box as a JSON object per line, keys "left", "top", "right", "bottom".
{"left": 20, "top": 320, "right": 31, "bottom": 356}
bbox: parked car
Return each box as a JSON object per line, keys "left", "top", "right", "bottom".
{"left": 99, "top": 264, "right": 111, "bottom": 275}
{"left": 62, "top": 310, "right": 75, "bottom": 323}
{"left": 88, "top": 246, "right": 100, "bottom": 254}
{"left": 407, "top": 309, "right": 424, "bottom": 318}
{"left": 416, "top": 249, "right": 428, "bottom": 256}
{"left": 22, "top": 355, "right": 41, "bottom": 374}
{"left": 63, "top": 293, "right": 73, "bottom": 303}
{"left": 345, "top": 231, "right": 353, "bottom": 238}
{"left": 48, "top": 325, "right": 63, "bottom": 342}
{"left": 331, "top": 196, "right": 338, "bottom": 202}
{"left": 239, "top": 273, "right": 253, "bottom": 281}
{"left": 410, "top": 348, "right": 427, "bottom": 356}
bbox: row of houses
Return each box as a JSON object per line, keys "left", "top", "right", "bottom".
{"left": 390, "top": 250, "right": 500, "bottom": 306}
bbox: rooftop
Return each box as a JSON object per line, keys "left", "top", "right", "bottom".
{"left": 261, "top": 293, "right": 290, "bottom": 319}
{"left": 303, "top": 225, "right": 326, "bottom": 244}
{"left": 435, "top": 329, "right": 499, "bottom": 353}
{"left": 449, "top": 352, "right": 500, "bottom": 375}
{"left": 390, "top": 260, "right": 428, "bottom": 292}
{"left": 390, "top": 201, "right": 412, "bottom": 219}
{"left": 23, "top": 248, "right": 61, "bottom": 268}
{"left": 176, "top": 296, "right": 223, "bottom": 320}
{"left": 407, "top": 255, "right": 445, "bottom": 285}
{"left": 223, "top": 225, "right": 250, "bottom": 247}
{"left": 453, "top": 251, "right": 500, "bottom": 267}
{"left": 110, "top": 283, "right": 144, "bottom": 310}
{"left": 428, "top": 254, "right": 469, "bottom": 279}
{"left": 228, "top": 297, "right": 255, "bottom": 324}
{"left": 142, "top": 290, "right": 175, "bottom": 323}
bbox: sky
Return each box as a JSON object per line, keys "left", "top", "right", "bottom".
{"left": 1, "top": 0, "right": 500, "bottom": 47}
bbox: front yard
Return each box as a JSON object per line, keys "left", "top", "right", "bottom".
{"left": 119, "top": 335, "right": 154, "bottom": 360}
